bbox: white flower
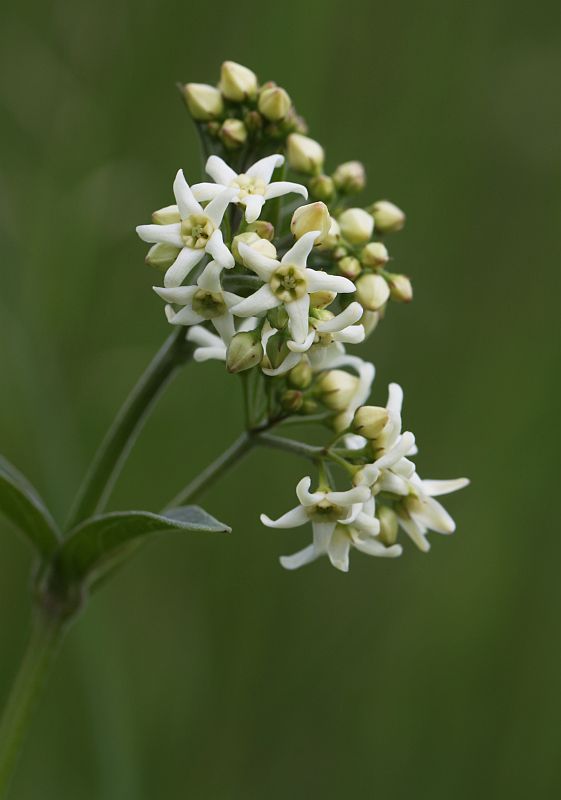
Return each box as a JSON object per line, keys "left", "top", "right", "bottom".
{"left": 192, "top": 154, "right": 307, "bottom": 223}
{"left": 396, "top": 476, "right": 469, "bottom": 553}
{"left": 186, "top": 318, "right": 257, "bottom": 362}
{"left": 153, "top": 261, "right": 242, "bottom": 343}
{"left": 136, "top": 170, "right": 236, "bottom": 288}
{"left": 231, "top": 231, "right": 355, "bottom": 345}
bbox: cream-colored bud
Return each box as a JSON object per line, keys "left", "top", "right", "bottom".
{"left": 338, "top": 208, "right": 374, "bottom": 244}
{"left": 368, "top": 200, "right": 406, "bottom": 233}
{"left": 361, "top": 309, "right": 380, "bottom": 336}
{"left": 290, "top": 202, "right": 331, "bottom": 242}
{"left": 145, "top": 243, "right": 181, "bottom": 272}
{"left": 219, "top": 61, "right": 258, "bottom": 102}
{"left": 152, "top": 205, "right": 181, "bottom": 225}
{"left": 288, "top": 360, "right": 313, "bottom": 389}
{"left": 361, "top": 242, "right": 389, "bottom": 268}
{"left": 232, "top": 232, "right": 276, "bottom": 264}
{"left": 377, "top": 506, "right": 399, "bottom": 546}
{"left": 246, "top": 220, "right": 275, "bottom": 241}
{"left": 388, "top": 274, "right": 413, "bottom": 303}
{"left": 352, "top": 405, "right": 389, "bottom": 439}
{"left": 183, "top": 83, "right": 224, "bottom": 121}
{"left": 338, "top": 256, "right": 362, "bottom": 280}
{"left": 287, "top": 133, "right": 325, "bottom": 174}
{"left": 220, "top": 119, "right": 248, "bottom": 149}
{"left": 332, "top": 161, "right": 366, "bottom": 194}
{"left": 309, "top": 290, "right": 336, "bottom": 309}
{"left": 317, "top": 217, "right": 340, "bottom": 251}
{"left": 317, "top": 369, "right": 359, "bottom": 411}
{"left": 258, "top": 85, "right": 291, "bottom": 121}
{"left": 309, "top": 174, "right": 335, "bottom": 202}
{"left": 226, "top": 331, "right": 263, "bottom": 373}
{"left": 355, "top": 273, "right": 390, "bottom": 311}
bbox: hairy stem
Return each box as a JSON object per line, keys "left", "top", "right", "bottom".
{"left": 0, "top": 612, "right": 67, "bottom": 797}
{"left": 66, "top": 328, "right": 193, "bottom": 529}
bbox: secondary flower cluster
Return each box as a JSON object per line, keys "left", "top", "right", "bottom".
{"left": 137, "top": 60, "right": 468, "bottom": 572}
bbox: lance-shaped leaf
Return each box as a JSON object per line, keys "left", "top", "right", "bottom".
{"left": 55, "top": 506, "right": 231, "bottom": 585}
{"left": 0, "top": 455, "right": 61, "bottom": 558}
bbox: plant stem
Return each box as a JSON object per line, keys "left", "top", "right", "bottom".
{"left": 0, "top": 612, "right": 66, "bottom": 797}
{"left": 66, "top": 328, "right": 193, "bottom": 530}
{"left": 164, "top": 432, "right": 254, "bottom": 508}
{"left": 255, "top": 433, "right": 324, "bottom": 461}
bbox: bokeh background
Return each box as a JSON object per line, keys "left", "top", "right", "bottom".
{"left": 1, "top": 0, "right": 560, "bottom": 797}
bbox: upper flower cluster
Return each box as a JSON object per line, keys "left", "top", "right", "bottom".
{"left": 136, "top": 59, "right": 469, "bottom": 572}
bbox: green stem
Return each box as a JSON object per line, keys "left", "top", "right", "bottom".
{"left": 0, "top": 612, "right": 66, "bottom": 796}
{"left": 66, "top": 328, "right": 193, "bottom": 530}
{"left": 255, "top": 433, "right": 324, "bottom": 461}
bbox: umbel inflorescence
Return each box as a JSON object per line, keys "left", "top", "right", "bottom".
{"left": 137, "top": 60, "right": 469, "bottom": 573}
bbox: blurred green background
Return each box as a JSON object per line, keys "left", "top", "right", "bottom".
{"left": 1, "top": 0, "right": 560, "bottom": 797}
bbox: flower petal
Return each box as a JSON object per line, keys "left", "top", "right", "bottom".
{"left": 312, "top": 521, "right": 336, "bottom": 550}
{"left": 164, "top": 248, "right": 204, "bottom": 288}
{"left": 327, "top": 529, "right": 351, "bottom": 572}
{"left": 153, "top": 285, "right": 197, "bottom": 304}
{"left": 353, "top": 538, "right": 402, "bottom": 558}
{"left": 242, "top": 194, "right": 267, "bottom": 223}
{"left": 206, "top": 229, "right": 234, "bottom": 268}
{"left": 280, "top": 544, "right": 319, "bottom": 571}
{"left": 264, "top": 181, "right": 308, "bottom": 200}
{"left": 205, "top": 188, "right": 238, "bottom": 227}
{"left": 295, "top": 476, "right": 324, "bottom": 507}
{"left": 315, "top": 302, "right": 363, "bottom": 333}
{"left": 187, "top": 325, "right": 222, "bottom": 348}
{"left": 398, "top": 515, "right": 430, "bottom": 552}
{"left": 260, "top": 505, "right": 309, "bottom": 529}
{"left": 231, "top": 284, "right": 280, "bottom": 317}
{"left": 326, "top": 485, "right": 370, "bottom": 506}
{"left": 421, "top": 478, "right": 470, "bottom": 496}
{"left": 305, "top": 270, "right": 355, "bottom": 294}
{"left": 136, "top": 223, "right": 183, "bottom": 248}
{"left": 246, "top": 153, "right": 284, "bottom": 183}
{"left": 286, "top": 330, "right": 315, "bottom": 353}
{"left": 173, "top": 170, "right": 203, "bottom": 218}
{"left": 166, "top": 306, "right": 205, "bottom": 326}
{"left": 281, "top": 230, "right": 319, "bottom": 268}
{"left": 211, "top": 312, "right": 235, "bottom": 344}
{"left": 261, "top": 350, "right": 302, "bottom": 376}
{"left": 333, "top": 325, "right": 365, "bottom": 344}
{"left": 206, "top": 155, "right": 237, "bottom": 186}
{"left": 237, "top": 242, "right": 279, "bottom": 279}
{"left": 191, "top": 182, "right": 226, "bottom": 202}
{"left": 286, "top": 294, "right": 310, "bottom": 344}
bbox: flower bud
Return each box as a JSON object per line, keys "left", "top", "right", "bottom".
{"left": 287, "top": 133, "right": 325, "bottom": 174}
{"left": 309, "top": 174, "right": 335, "bottom": 202}
{"left": 332, "top": 161, "right": 366, "bottom": 193}
{"left": 145, "top": 243, "right": 181, "bottom": 272}
{"left": 152, "top": 205, "right": 181, "bottom": 225}
{"left": 316, "top": 217, "right": 340, "bottom": 251}
{"left": 288, "top": 360, "right": 313, "bottom": 389}
{"left": 244, "top": 110, "right": 263, "bottom": 133}
{"left": 338, "top": 208, "right": 374, "bottom": 244}
{"left": 317, "top": 370, "right": 359, "bottom": 411}
{"left": 226, "top": 331, "right": 263, "bottom": 373}
{"left": 266, "top": 330, "right": 291, "bottom": 369}
{"left": 368, "top": 200, "right": 406, "bottom": 233}
{"left": 232, "top": 232, "right": 276, "bottom": 264}
{"left": 361, "top": 310, "right": 380, "bottom": 336}
{"left": 246, "top": 220, "right": 275, "bottom": 241}
{"left": 361, "top": 241, "right": 389, "bottom": 268}
{"left": 258, "top": 85, "right": 291, "bottom": 121}
{"left": 388, "top": 274, "right": 413, "bottom": 303}
{"left": 302, "top": 399, "right": 319, "bottom": 415}
{"left": 183, "top": 83, "right": 224, "bottom": 121}
{"left": 220, "top": 119, "right": 248, "bottom": 149}
{"left": 338, "top": 256, "right": 362, "bottom": 280}
{"left": 309, "top": 290, "right": 336, "bottom": 309}
{"left": 267, "top": 305, "right": 289, "bottom": 330}
{"left": 290, "top": 202, "right": 331, "bottom": 242}
{"left": 351, "top": 405, "right": 389, "bottom": 439}
{"left": 377, "top": 506, "right": 399, "bottom": 546}
{"left": 355, "top": 273, "right": 390, "bottom": 311}
{"left": 280, "top": 389, "right": 303, "bottom": 412}
{"left": 219, "top": 61, "right": 258, "bottom": 102}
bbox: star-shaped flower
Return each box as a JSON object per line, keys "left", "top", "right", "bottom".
{"left": 137, "top": 170, "right": 236, "bottom": 288}
{"left": 192, "top": 154, "right": 307, "bottom": 223}
{"left": 231, "top": 231, "right": 355, "bottom": 345}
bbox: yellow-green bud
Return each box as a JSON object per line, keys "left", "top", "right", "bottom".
{"left": 244, "top": 110, "right": 263, "bottom": 133}
{"left": 338, "top": 256, "right": 362, "bottom": 280}
{"left": 368, "top": 200, "right": 406, "bottom": 233}
{"left": 288, "top": 360, "right": 313, "bottom": 389}
{"left": 287, "top": 133, "right": 325, "bottom": 174}
{"left": 309, "top": 290, "right": 336, "bottom": 309}
{"left": 232, "top": 232, "right": 276, "bottom": 264}
{"left": 145, "top": 243, "right": 181, "bottom": 272}
{"left": 267, "top": 306, "right": 289, "bottom": 330}
{"left": 290, "top": 202, "right": 331, "bottom": 242}
{"left": 226, "top": 331, "right": 263, "bottom": 373}
{"left": 152, "top": 205, "right": 181, "bottom": 225}
{"left": 332, "top": 161, "right": 366, "bottom": 194}
{"left": 377, "top": 506, "right": 399, "bottom": 546}
{"left": 388, "top": 274, "right": 413, "bottom": 303}
{"left": 258, "top": 85, "right": 291, "bottom": 121}
{"left": 317, "top": 370, "right": 359, "bottom": 411}
{"left": 219, "top": 61, "right": 258, "bottom": 102}
{"left": 246, "top": 220, "right": 275, "bottom": 241}
{"left": 281, "top": 389, "right": 303, "bottom": 412}
{"left": 183, "top": 83, "right": 224, "bottom": 121}
{"left": 309, "top": 174, "right": 335, "bottom": 202}
{"left": 220, "top": 119, "right": 248, "bottom": 149}
{"left": 351, "top": 405, "right": 389, "bottom": 439}
{"left": 361, "top": 242, "right": 389, "bottom": 268}
{"left": 338, "top": 207, "right": 374, "bottom": 245}
{"left": 266, "top": 330, "right": 290, "bottom": 368}
{"left": 302, "top": 399, "right": 319, "bottom": 415}
{"left": 355, "top": 273, "right": 390, "bottom": 311}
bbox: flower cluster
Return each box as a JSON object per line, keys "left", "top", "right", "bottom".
{"left": 137, "top": 60, "right": 469, "bottom": 572}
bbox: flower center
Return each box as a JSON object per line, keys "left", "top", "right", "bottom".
{"left": 308, "top": 498, "right": 345, "bottom": 522}
{"left": 269, "top": 264, "right": 307, "bottom": 303}
{"left": 180, "top": 214, "right": 215, "bottom": 249}
{"left": 192, "top": 289, "right": 227, "bottom": 319}
{"left": 231, "top": 174, "right": 266, "bottom": 199}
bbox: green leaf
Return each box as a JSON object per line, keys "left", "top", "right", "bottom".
{"left": 0, "top": 456, "right": 61, "bottom": 558}
{"left": 55, "top": 506, "right": 231, "bottom": 585}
